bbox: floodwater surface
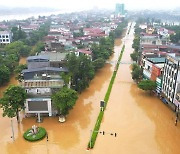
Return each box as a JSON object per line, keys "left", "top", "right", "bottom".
{"left": 91, "top": 23, "right": 180, "bottom": 154}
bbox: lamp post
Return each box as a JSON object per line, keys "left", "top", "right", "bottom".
{"left": 11, "top": 119, "right": 15, "bottom": 141}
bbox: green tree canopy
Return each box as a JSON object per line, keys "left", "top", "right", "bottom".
{"left": 15, "top": 64, "right": 27, "bottom": 82}
{"left": 67, "top": 53, "right": 95, "bottom": 92}
{"left": 138, "top": 80, "right": 156, "bottom": 92}
{"left": 52, "top": 87, "right": 78, "bottom": 116}
{"left": 131, "top": 64, "right": 143, "bottom": 82}
{"left": 11, "top": 26, "right": 27, "bottom": 41}
{"left": 130, "top": 52, "right": 139, "bottom": 62}
{"left": 0, "top": 65, "right": 10, "bottom": 85}
{"left": 4, "top": 41, "right": 31, "bottom": 57}
{"left": 170, "top": 31, "right": 180, "bottom": 44}
{"left": 93, "top": 58, "right": 105, "bottom": 71}
{"left": 0, "top": 85, "right": 27, "bottom": 122}
{"left": 132, "top": 35, "right": 140, "bottom": 52}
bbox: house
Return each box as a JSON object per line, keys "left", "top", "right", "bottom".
{"left": 157, "top": 28, "right": 175, "bottom": 37}
{"left": 21, "top": 55, "right": 68, "bottom": 116}
{"left": 142, "top": 57, "right": 165, "bottom": 80}
{"left": 74, "top": 48, "right": 92, "bottom": 60}
{"left": 0, "top": 31, "right": 12, "bottom": 45}
{"left": 83, "top": 28, "right": 105, "bottom": 36}
{"left": 140, "top": 34, "right": 168, "bottom": 45}
{"left": 38, "top": 52, "right": 68, "bottom": 67}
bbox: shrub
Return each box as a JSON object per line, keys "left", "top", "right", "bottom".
{"left": 23, "top": 127, "right": 46, "bottom": 142}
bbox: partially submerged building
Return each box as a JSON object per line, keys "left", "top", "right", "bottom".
{"left": 21, "top": 55, "right": 68, "bottom": 116}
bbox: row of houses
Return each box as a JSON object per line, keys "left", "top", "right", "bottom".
{"left": 139, "top": 23, "right": 180, "bottom": 110}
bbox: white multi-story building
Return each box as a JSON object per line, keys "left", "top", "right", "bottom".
{"left": 161, "top": 55, "right": 180, "bottom": 108}
{"left": 0, "top": 31, "right": 12, "bottom": 45}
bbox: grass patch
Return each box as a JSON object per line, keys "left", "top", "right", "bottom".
{"left": 23, "top": 127, "right": 46, "bottom": 142}
{"left": 88, "top": 45, "right": 125, "bottom": 149}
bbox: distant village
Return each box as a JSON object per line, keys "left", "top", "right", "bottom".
{"left": 0, "top": 6, "right": 180, "bottom": 120}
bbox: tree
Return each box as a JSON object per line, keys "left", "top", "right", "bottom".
{"left": 131, "top": 64, "right": 143, "bottom": 82}
{"left": 3, "top": 54, "right": 19, "bottom": 72}
{"left": 5, "top": 41, "right": 31, "bottom": 57}
{"left": 11, "top": 26, "right": 27, "bottom": 41}
{"left": 0, "top": 85, "right": 27, "bottom": 122}
{"left": 138, "top": 80, "right": 156, "bottom": 93}
{"left": 130, "top": 52, "right": 139, "bottom": 62}
{"left": 15, "top": 64, "right": 27, "bottom": 82}
{"left": 0, "top": 65, "right": 10, "bottom": 85}
{"left": 67, "top": 53, "right": 95, "bottom": 93}
{"left": 93, "top": 58, "right": 105, "bottom": 71}
{"left": 170, "top": 31, "right": 180, "bottom": 44}
{"left": 51, "top": 87, "right": 78, "bottom": 116}
{"left": 30, "top": 41, "right": 45, "bottom": 55}
{"left": 132, "top": 35, "right": 140, "bottom": 52}
{"left": 60, "top": 72, "right": 71, "bottom": 87}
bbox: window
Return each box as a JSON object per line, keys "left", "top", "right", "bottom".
{"left": 2, "top": 35, "right": 5, "bottom": 38}
{"left": 6, "top": 39, "right": 9, "bottom": 42}
{"left": 0, "top": 35, "right": 1, "bottom": 38}
{"left": 148, "top": 66, "right": 150, "bottom": 70}
{"left": 3, "top": 39, "right": 5, "bottom": 42}
{"left": 6, "top": 35, "right": 8, "bottom": 38}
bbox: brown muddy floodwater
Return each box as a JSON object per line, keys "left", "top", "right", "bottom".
{"left": 1, "top": 23, "right": 180, "bottom": 154}
{"left": 92, "top": 23, "right": 180, "bottom": 154}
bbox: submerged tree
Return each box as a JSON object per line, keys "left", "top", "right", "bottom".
{"left": 131, "top": 64, "right": 143, "bottom": 82}
{"left": 52, "top": 87, "right": 78, "bottom": 117}
{"left": 0, "top": 86, "right": 27, "bottom": 122}
{"left": 138, "top": 80, "right": 156, "bottom": 93}
{"left": 0, "top": 65, "right": 10, "bottom": 86}
{"left": 15, "top": 64, "right": 27, "bottom": 82}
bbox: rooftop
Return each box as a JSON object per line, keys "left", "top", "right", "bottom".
{"left": 0, "top": 31, "right": 11, "bottom": 34}
{"left": 27, "top": 55, "right": 49, "bottom": 61}
{"left": 22, "top": 67, "right": 68, "bottom": 73}
{"left": 39, "top": 52, "right": 68, "bottom": 61}
{"left": 147, "top": 57, "right": 166, "bottom": 64}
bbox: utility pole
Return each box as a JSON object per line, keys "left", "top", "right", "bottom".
{"left": 11, "top": 119, "right": 15, "bottom": 141}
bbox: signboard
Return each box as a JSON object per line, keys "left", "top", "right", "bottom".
{"left": 100, "top": 100, "right": 105, "bottom": 108}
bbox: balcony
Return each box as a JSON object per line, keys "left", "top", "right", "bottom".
{"left": 21, "top": 79, "right": 64, "bottom": 88}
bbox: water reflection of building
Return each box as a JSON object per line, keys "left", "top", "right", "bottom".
{"left": 161, "top": 55, "right": 180, "bottom": 108}
{"left": 21, "top": 55, "right": 68, "bottom": 116}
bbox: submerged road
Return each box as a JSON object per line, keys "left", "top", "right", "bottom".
{"left": 91, "top": 23, "right": 180, "bottom": 154}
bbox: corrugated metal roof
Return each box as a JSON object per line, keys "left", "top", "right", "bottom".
{"left": 27, "top": 55, "right": 49, "bottom": 61}
{"left": 147, "top": 57, "right": 166, "bottom": 63}
{"left": 22, "top": 67, "right": 68, "bottom": 73}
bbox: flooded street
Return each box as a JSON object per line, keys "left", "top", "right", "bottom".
{"left": 1, "top": 23, "right": 180, "bottom": 154}
{"left": 92, "top": 23, "right": 180, "bottom": 154}
{"left": 0, "top": 38, "right": 121, "bottom": 153}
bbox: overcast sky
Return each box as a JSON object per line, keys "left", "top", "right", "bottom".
{"left": 1, "top": 0, "right": 180, "bottom": 11}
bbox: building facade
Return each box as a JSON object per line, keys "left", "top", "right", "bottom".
{"left": 161, "top": 55, "right": 180, "bottom": 107}
{"left": 21, "top": 55, "right": 68, "bottom": 116}
{"left": 0, "top": 31, "right": 12, "bottom": 45}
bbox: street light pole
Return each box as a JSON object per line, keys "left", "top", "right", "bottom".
{"left": 11, "top": 119, "right": 15, "bottom": 141}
